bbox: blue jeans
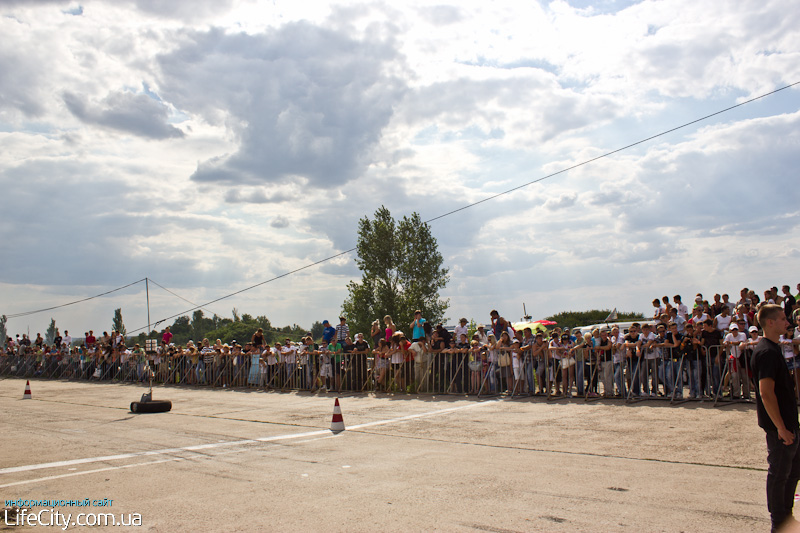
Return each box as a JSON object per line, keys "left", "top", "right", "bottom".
{"left": 688, "top": 359, "right": 701, "bottom": 397}
{"left": 711, "top": 362, "right": 722, "bottom": 397}
{"left": 488, "top": 362, "right": 498, "bottom": 393}
{"left": 524, "top": 357, "right": 535, "bottom": 393}
{"left": 613, "top": 362, "right": 626, "bottom": 397}
{"left": 196, "top": 359, "right": 205, "bottom": 383}
{"left": 628, "top": 358, "right": 642, "bottom": 396}
{"left": 669, "top": 359, "right": 683, "bottom": 396}
{"left": 576, "top": 362, "right": 585, "bottom": 396}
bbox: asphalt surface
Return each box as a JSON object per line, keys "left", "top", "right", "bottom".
{"left": 0, "top": 378, "right": 778, "bottom": 532}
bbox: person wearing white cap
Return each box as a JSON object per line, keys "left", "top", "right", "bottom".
{"left": 724, "top": 322, "right": 749, "bottom": 399}
{"left": 474, "top": 324, "right": 488, "bottom": 346}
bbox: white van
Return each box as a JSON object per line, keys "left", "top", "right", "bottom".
{"left": 573, "top": 320, "right": 654, "bottom": 338}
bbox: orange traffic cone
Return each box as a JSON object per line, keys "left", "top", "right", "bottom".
{"left": 330, "top": 398, "right": 345, "bottom": 433}
{"left": 23, "top": 380, "right": 32, "bottom": 399}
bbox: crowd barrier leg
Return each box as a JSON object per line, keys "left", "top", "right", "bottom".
{"left": 585, "top": 361, "right": 601, "bottom": 402}
{"left": 361, "top": 358, "right": 377, "bottom": 393}
{"left": 511, "top": 356, "right": 525, "bottom": 398}
{"left": 477, "top": 360, "right": 497, "bottom": 397}
{"left": 626, "top": 357, "right": 643, "bottom": 403}
{"left": 447, "top": 352, "right": 467, "bottom": 395}
{"left": 713, "top": 353, "right": 731, "bottom": 407}
{"left": 670, "top": 355, "right": 689, "bottom": 405}
{"left": 340, "top": 355, "right": 356, "bottom": 394}
{"left": 740, "top": 350, "right": 753, "bottom": 401}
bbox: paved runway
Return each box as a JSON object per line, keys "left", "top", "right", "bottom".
{"left": 0, "top": 378, "right": 771, "bottom": 531}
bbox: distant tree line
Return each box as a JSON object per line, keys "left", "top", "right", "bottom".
{"left": 544, "top": 309, "right": 646, "bottom": 331}
{"left": 125, "top": 308, "right": 311, "bottom": 347}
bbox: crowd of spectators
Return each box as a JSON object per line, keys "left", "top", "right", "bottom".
{"left": 3, "top": 285, "right": 799, "bottom": 400}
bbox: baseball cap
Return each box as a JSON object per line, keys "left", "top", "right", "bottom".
{"left": 729, "top": 324, "right": 739, "bottom": 330}
{"left": 748, "top": 326, "right": 758, "bottom": 333}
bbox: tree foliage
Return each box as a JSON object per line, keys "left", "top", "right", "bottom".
{"left": 0, "top": 315, "right": 6, "bottom": 349}
{"left": 45, "top": 318, "right": 57, "bottom": 345}
{"left": 309, "top": 321, "right": 324, "bottom": 341}
{"left": 129, "top": 308, "right": 307, "bottom": 348}
{"left": 112, "top": 308, "right": 126, "bottom": 336}
{"left": 341, "top": 206, "right": 449, "bottom": 341}
{"left": 544, "top": 309, "right": 646, "bottom": 331}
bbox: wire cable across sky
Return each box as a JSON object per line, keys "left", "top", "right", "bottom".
{"left": 5, "top": 81, "right": 799, "bottom": 333}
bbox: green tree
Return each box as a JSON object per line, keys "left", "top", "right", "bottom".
{"left": 309, "top": 320, "right": 324, "bottom": 341}
{"left": 544, "top": 309, "right": 646, "bottom": 331}
{"left": 112, "top": 308, "right": 127, "bottom": 336}
{"left": 341, "top": 206, "right": 449, "bottom": 342}
{"left": 45, "top": 318, "right": 57, "bottom": 345}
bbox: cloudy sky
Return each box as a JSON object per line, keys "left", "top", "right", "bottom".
{"left": 1, "top": 0, "right": 798, "bottom": 338}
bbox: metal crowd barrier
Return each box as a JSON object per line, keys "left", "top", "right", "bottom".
{"left": 0, "top": 342, "right": 762, "bottom": 407}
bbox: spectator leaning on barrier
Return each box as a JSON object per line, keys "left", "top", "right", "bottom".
{"left": 701, "top": 319, "right": 723, "bottom": 397}
{"left": 596, "top": 329, "right": 614, "bottom": 398}
{"left": 751, "top": 304, "right": 800, "bottom": 533}
{"left": 724, "top": 323, "right": 749, "bottom": 399}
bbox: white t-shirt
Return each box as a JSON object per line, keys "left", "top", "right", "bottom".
{"left": 780, "top": 334, "right": 796, "bottom": 360}
{"left": 724, "top": 332, "right": 746, "bottom": 358}
{"left": 265, "top": 347, "right": 277, "bottom": 365}
{"left": 676, "top": 303, "right": 689, "bottom": 319}
{"left": 549, "top": 340, "right": 563, "bottom": 360}
{"left": 715, "top": 314, "right": 732, "bottom": 333}
{"left": 454, "top": 325, "right": 468, "bottom": 341}
{"left": 390, "top": 346, "right": 404, "bottom": 364}
{"left": 612, "top": 335, "right": 625, "bottom": 363}
{"left": 643, "top": 332, "right": 657, "bottom": 360}
{"left": 281, "top": 345, "right": 296, "bottom": 364}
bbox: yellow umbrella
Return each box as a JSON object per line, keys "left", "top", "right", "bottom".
{"left": 511, "top": 321, "right": 549, "bottom": 333}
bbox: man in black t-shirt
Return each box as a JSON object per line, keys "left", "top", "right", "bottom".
{"left": 783, "top": 285, "right": 797, "bottom": 325}
{"left": 752, "top": 304, "right": 800, "bottom": 532}
{"left": 665, "top": 322, "right": 685, "bottom": 397}
{"left": 700, "top": 319, "right": 723, "bottom": 397}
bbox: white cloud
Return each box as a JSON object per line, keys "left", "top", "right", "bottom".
{"left": 1, "top": 0, "right": 799, "bottom": 336}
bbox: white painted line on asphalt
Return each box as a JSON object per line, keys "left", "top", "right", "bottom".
{"left": 0, "top": 457, "right": 183, "bottom": 489}
{"left": 0, "top": 440, "right": 323, "bottom": 489}
{"left": 347, "top": 400, "right": 499, "bottom": 430}
{"left": 0, "top": 398, "right": 500, "bottom": 477}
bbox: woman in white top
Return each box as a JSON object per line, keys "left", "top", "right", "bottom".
{"left": 372, "top": 339, "right": 389, "bottom": 390}
{"left": 549, "top": 334, "right": 564, "bottom": 396}
{"left": 496, "top": 331, "right": 513, "bottom": 394}
{"left": 560, "top": 333, "right": 576, "bottom": 397}
{"left": 264, "top": 345, "right": 278, "bottom": 388}
{"left": 485, "top": 333, "right": 498, "bottom": 393}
